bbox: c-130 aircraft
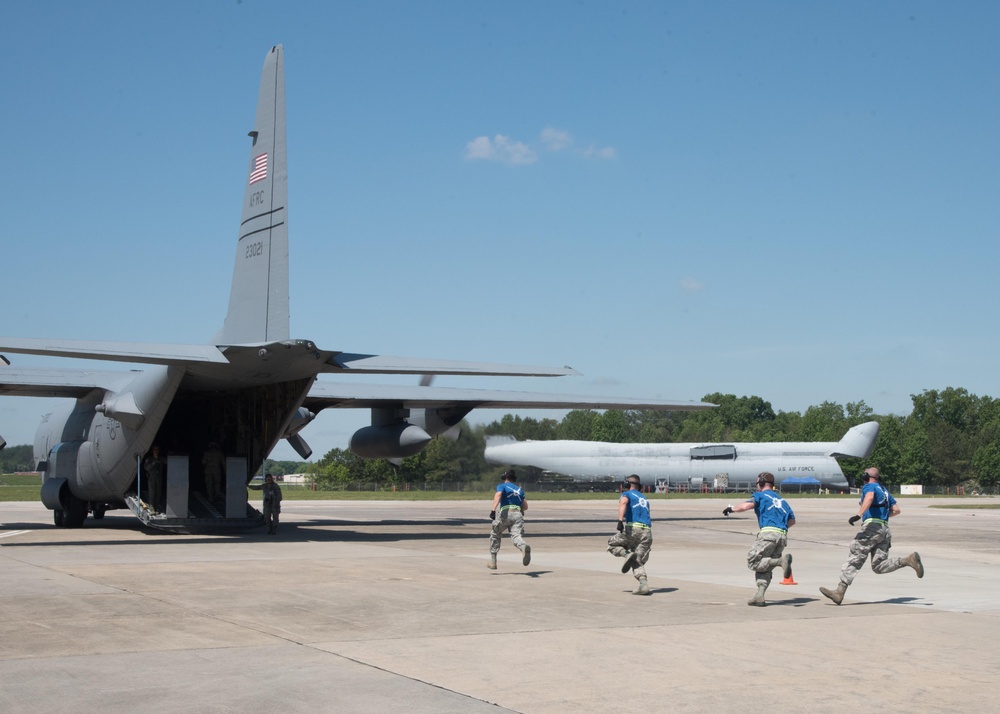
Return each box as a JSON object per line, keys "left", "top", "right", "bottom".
{"left": 0, "top": 46, "right": 711, "bottom": 531}
{"left": 484, "top": 421, "right": 880, "bottom": 492}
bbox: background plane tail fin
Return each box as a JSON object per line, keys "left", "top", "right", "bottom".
{"left": 216, "top": 45, "right": 290, "bottom": 345}
{"left": 832, "top": 421, "right": 880, "bottom": 459}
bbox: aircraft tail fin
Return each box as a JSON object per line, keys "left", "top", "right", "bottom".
{"left": 832, "top": 421, "right": 880, "bottom": 459}
{"left": 216, "top": 45, "right": 290, "bottom": 345}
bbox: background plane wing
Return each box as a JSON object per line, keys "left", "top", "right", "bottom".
{"left": 0, "top": 338, "right": 228, "bottom": 365}
{"left": 304, "top": 381, "right": 714, "bottom": 410}
{"left": 0, "top": 366, "right": 137, "bottom": 398}
{"left": 325, "top": 353, "right": 579, "bottom": 377}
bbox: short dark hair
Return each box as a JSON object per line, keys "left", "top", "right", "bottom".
{"left": 504, "top": 469, "right": 516, "bottom": 481}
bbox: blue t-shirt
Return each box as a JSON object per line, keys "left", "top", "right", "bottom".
{"left": 861, "top": 481, "right": 896, "bottom": 522}
{"left": 622, "top": 489, "right": 652, "bottom": 527}
{"left": 749, "top": 490, "right": 794, "bottom": 531}
{"left": 496, "top": 481, "right": 525, "bottom": 510}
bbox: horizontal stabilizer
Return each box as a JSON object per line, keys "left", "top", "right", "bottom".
{"left": 0, "top": 338, "right": 229, "bottom": 366}
{"left": 305, "top": 380, "right": 714, "bottom": 411}
{"left": 328, "top": 353, "right": 579, "bottom": 377}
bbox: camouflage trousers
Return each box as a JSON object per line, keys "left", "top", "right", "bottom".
{"left": 490, "top": 508, "right": 527, "bottom": 555}
{"left": 204, "top": 470, "right": 222, "bottom": 502}
{"left": 263, "top": 502, "right": 280, "bottom": 533}
{"left": 747, "top": 530, "right": 787, "bottom": 588}
{"left": 608, "top": 527, "right": 652, "bottom": 581}
{"left": 839, "top": 522, "right": 907, "bottom": 586}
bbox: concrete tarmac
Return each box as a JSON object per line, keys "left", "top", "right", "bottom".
{"left": 2, "top": 496, "right": 999, "bottom": 713}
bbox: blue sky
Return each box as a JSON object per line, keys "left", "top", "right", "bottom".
{"left": 2, "top": 1, "right": 998, "bottom": 460}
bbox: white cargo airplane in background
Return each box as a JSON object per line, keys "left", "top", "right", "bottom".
{"left": 485, "top": 422, "right": 880, "bottom": 492}
{"left": 0, "top": 46, "right": 711, "bottom": 531}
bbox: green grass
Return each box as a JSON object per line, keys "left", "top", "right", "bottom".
{"left": 930, "top": 503, "right": 1000, "bottom": 510}
{"left": 0, "top": 483, "right": 846, "bottom": 503}
{"left": 0, "top": 474, "right": 41, "bottom": 487}
{"left": 0, "top": 474, "right": 40, "bottom": 502}
{"left": 2, "top": 473, "right": 991, "bottom": 504}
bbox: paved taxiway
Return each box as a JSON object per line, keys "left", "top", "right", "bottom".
{"left": 2, "top": 496, "right": 998, "bottom": 713}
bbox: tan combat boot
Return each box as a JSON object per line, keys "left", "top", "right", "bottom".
{"left": 904, "top": 552, "right": 924, "bottom": 578}
{"left": 820, "top": 582, "right": 848, "bottom": 604}
{"left": 747, "top": 583, "right": 767, "bottom": 607}
{"left": 780, "top": 553, "right": 793, "bottom": 580}
{"left": 487, "top": 554, "right": 497, "bottom": 570}
{"left": 632, "top": 576, "right": 650, "bottom": 596}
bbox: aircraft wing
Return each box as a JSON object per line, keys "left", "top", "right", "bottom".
{"left": 0, "top": 366, "right": 137, "bottom": 398}
{"left": 0, "top": 339, "right": 578, "bottom": 377}
{"left": 304, "top": 381, "right": 714, "bottom": 411}
{"left": 0, "top": 337, "right": 229, "bottom": 365}
{"left": 325, "top": 353, "right": 580, "bottom": 377}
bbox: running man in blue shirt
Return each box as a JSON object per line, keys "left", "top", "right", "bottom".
{"left": 608, "top": 475, "right": 653, "bottom": 595}
{"left": 488, "top": 469, "right": 531, "bottom": 570}
{"left": 724, "top": 472, "right": 795, "bottom": 606}
{"left": 820, "top": 467, "right": 923, "bottom": 604}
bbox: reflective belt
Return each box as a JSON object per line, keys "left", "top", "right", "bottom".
{"left": 627, "top": 522, "right": 651, "bottom": 530}
{"left": 500, "top": 505, "right": 522, "bottom": 512}
{"left": 864, "top": 518, "right": 888, "bottom": 526}
{"left": 760, "top": 526, "right": 787, "bottom": 535}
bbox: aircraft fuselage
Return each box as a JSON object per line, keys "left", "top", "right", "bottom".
{"left": 485, "top": 440, "right": 855, "bottom": 491}
{"left": 34, "top": 359, "right": 313, "bottom": 527}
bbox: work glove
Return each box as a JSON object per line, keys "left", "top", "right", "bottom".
{"left": 849, "top": 515, "right": 861, "bottom": 526}
{"left": 616, "top": 520, "right": 624, "bottom": 532}
{"left": 489, "top": 510, "right": 496, "bottom": 520}
{"left": 723, "top": 507, "right": 734, "bottom": 516}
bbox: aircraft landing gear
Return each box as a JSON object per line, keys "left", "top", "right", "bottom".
{"left": 61, "top": 492, "right": 88, "bottom": 528}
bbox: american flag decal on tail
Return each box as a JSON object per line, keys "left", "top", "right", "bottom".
{"left": 249, "top": 153, "right": 268, "bottom": 184}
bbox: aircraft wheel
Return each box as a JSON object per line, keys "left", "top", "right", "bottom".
{"left": 93, "top": 505, "right": 107, "bottom": 520}
{"left": 63, "top": 493, "right": 88, "bottom": 528}
{"left": 53, "top": 509, "right": 65, "bottom": 527}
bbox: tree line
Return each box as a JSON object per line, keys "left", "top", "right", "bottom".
{"left": 302, "top": 387, "right": 1000, "bottom": 491}
{"left": 5, "top": 387, "right": 998, "bottom": 490}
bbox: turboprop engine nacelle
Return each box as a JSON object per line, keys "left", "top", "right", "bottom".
{"left": 282, "top": 407, "right": 316, "bottom": 438}
{"left": 349, "top": 423, "right": 433, "bottom": 459}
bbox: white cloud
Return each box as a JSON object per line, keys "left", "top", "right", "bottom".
{"left": 464, "top": 134, "right": 538, "bottom": 165}
{"left": 580, "top": 143, "right": 618, "bottom": 160}
{"left": 464, "top": 136, "right": 494, "bottom": 160}
{"left": 680, "top": 277, "right": 704, "bottom": 292}
{"left": 541, "top": 126, "right": 572, "bottom": 151}
{"left": 465, "top": 129, "right": 615, "bottom": 164}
